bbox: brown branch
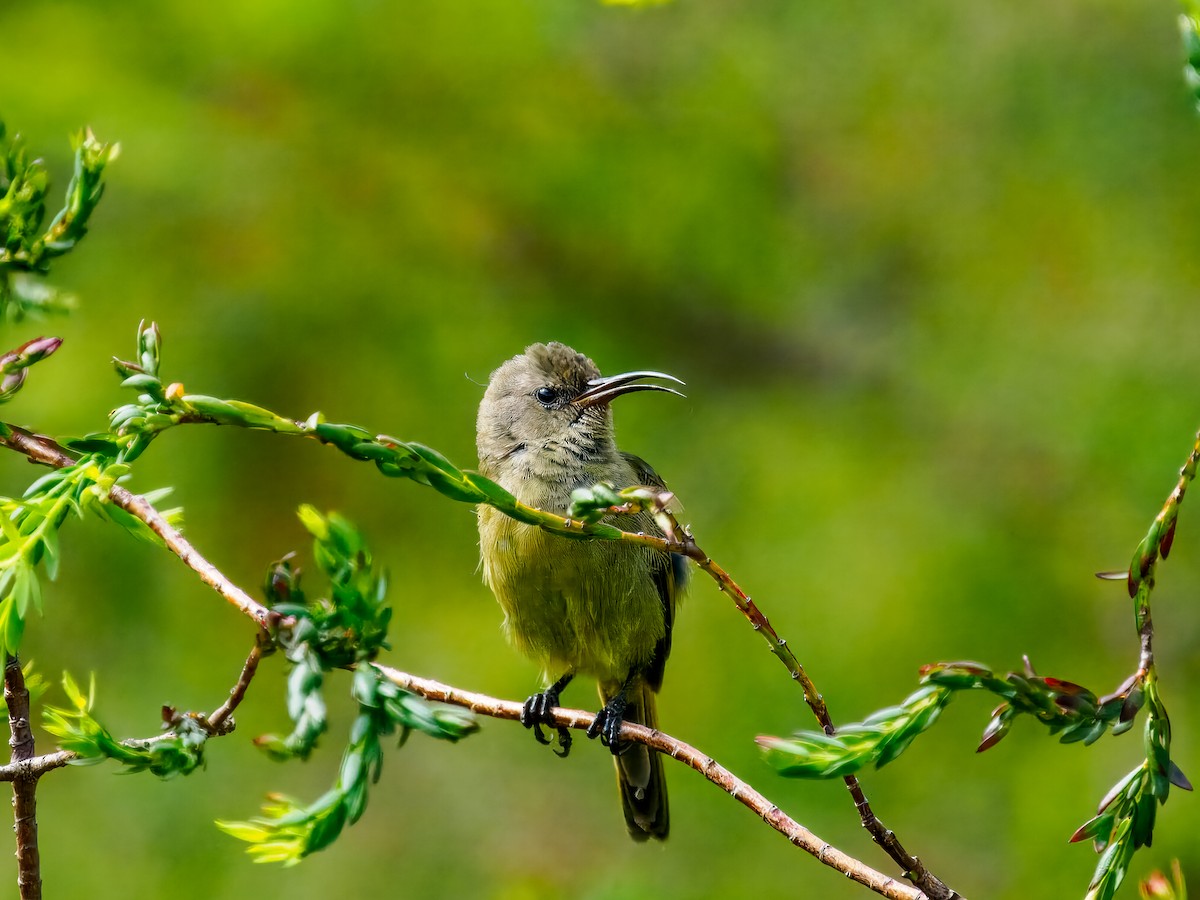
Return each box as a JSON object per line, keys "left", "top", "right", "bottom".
{"left": 0, "top": 751, "right": 74, "bottom": 784}
{"left": 374, "top": 664, "right": 928, "bottom": 900}
{"left": 206, "top": 636, "right": 266, "bottom": 731}
{"left": 5, "top": 655, "right": 41, "bottom": 900}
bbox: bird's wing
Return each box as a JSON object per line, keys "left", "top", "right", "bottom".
{"left": 620, "top": 451, "right": 688, "bottom": 691}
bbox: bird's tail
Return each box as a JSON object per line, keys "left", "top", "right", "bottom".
{"left": 601, "top": 680, "right": 668, "bottom": 841}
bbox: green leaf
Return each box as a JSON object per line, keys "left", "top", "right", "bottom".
{"left": 214, "top": 820, "right": 275, "bottom": 843}
{"left": 0, "top": 505, "right": 22, "bottom": 545}
{"left": 296, "top": 504, "right": 327, "bottom": 540}
{"left": 39, "top": 527, "right": 60, "bottom": 580}
{"left": 0, "top": 564, "right": 18, "bottom": 600}
{"left": 1069, "top": 812, "right": 1115, "bottom": 847}
{"left": 18, "top": 563, "right": 41, "bottom": 616}
{"left": 60, "top": 670, "right": 90, "bottom": 711}
{"left": 120, "top": 373, "right": 162, "bottom": 393}
{"left": 0, "top": 591, "right": 24, "bottom": 656}
{"left": 63, "top": 436, "right": 121, "bottom": 456}
{"left": 89, "top": 502, "right": 166, "bottom": 547}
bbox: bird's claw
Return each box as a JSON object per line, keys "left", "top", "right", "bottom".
{"left": 521, "top": 688, "right": 572, "bottom": 757}
{"left": 552, "top": 730, "right": 572, "bottom": 757}
{"left": 586, "top": 693, "right": 629, "bottom": 754}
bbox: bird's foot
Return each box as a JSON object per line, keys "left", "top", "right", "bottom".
{"left": 521, "top": 675, "right": 573, "bottom": 758}
{"left": 586, "top": 692, "right": 629, "bottom": 754}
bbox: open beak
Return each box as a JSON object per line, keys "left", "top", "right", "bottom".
{"left": 575, "top": 370, "right": 686, "bottom": 408}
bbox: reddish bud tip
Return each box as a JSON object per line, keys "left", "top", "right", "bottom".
{"left": 0, "top": 370, "right": 27, "bottom": 395}
{"left": 1161, "top": 518, "right": 1179, "bottom": 559}
{"left": 1167, "top": 760, "right": 1193, "bottom": 791}
{"left": 1043, "top": 677, "right": 1089, "bottom": 695}
{"left": 1067, "top": 823, "right": 1092, "bottom": 844}
{"left": 976, "top": 732, "right": 1005, "bottom": 753}
{"left": 20, "top": 336, "right": 63, "bottom": 361}
{"left": 977, "top": 713, "right": 1010, "bottom": 753}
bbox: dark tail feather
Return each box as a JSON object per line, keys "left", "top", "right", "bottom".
{"left": 602, "top": 680, "right": 668, "bottom": 841}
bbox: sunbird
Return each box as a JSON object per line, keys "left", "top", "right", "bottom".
{"left": 476, "top": 342, "right": 687, "bottom": 841}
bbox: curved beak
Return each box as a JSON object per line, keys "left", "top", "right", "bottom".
{"left": 575, "top": 370, "right": 686, "bottom": 408}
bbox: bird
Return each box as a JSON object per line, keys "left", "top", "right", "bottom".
{"left": 476, "top": 341, "right": 687, "bottom": 841}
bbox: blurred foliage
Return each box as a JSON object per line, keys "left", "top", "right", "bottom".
{"left": 1, "top": 1, "right": 1199, "bottom": 898}
{"left": 1140, "top": 861, "right": 1187, "bottom": 900}
{"left": 0, "top": 124, "right": 117, "bottom": 320}
{"left": 1184, "top": 3, "right": 1200, "bottom": 112}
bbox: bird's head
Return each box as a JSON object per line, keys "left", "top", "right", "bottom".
{"left": 476, "top": 342, "right": 683, "bottom": 471}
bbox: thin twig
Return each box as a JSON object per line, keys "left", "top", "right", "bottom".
{"left": 207, "top": 636, "right": 266, "bottom": 731}
{"left": 5, "top": 655, "right": 41, "bottom": 900}
{"left": 0, "top": 730, "right": 226, "bottom": 785}
{"left": 374, "top": 664, "right": 928, "bottom": 900}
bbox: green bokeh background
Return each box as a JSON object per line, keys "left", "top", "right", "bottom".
{"left": 3, "top": 1, "right": 1199, "bottom": 897}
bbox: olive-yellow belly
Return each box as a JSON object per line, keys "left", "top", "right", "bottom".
{"left": 479, "top": 507, "right": 665, "bottom": 684}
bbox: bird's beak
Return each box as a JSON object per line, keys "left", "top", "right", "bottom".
{"left": 575, "top": 370, "right": 686, "bottom": 408}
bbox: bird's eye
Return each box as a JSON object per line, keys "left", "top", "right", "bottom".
{"left": 534, "top": 386, "right": 558, "bottom": 407}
